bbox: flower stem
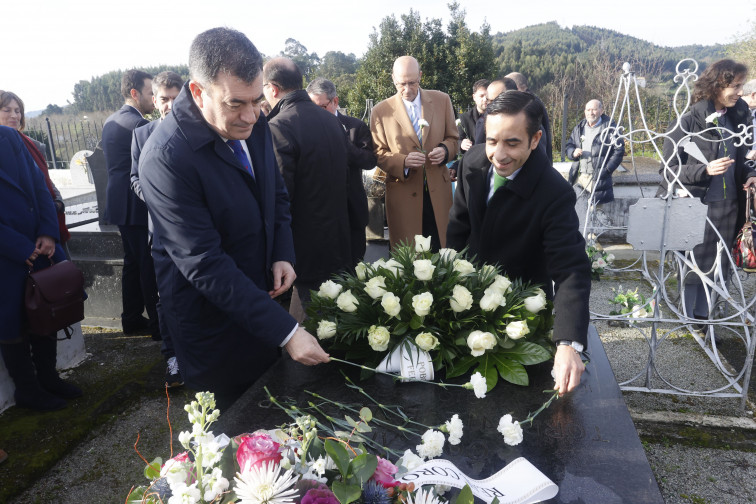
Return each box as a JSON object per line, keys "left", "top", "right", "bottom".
{"left": 329, "top": 356, "right": 467, "bottom": 390}
{"left": 518, "top": 390, "right": 560, "bottom": 427}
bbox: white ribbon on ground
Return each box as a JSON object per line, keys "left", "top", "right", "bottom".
{"left": 397, "top": 458, "right": 558, "bottom": 504}
{"left": 375, "top": 340, "right": 434, "bottom": 381}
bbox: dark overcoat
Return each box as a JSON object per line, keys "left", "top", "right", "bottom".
{"left": 447, "top": 143, "right": 591, "bottom": 346}
{"left": 138, "top": 84, "right": 297, "bottom": 393}
{"left": 0, "top": 126, "right": 65, "bottom": 342}
{"left": 102, "top": 105, "right": 149, "bottom": 226}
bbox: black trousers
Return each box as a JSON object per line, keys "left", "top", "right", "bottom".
{"left": 118, "top": 225, "right": 159, "bottom": 332}
{"left": 422, "top": 183, "right": 441, "bottom": 252}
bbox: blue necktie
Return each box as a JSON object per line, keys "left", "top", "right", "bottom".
{"left": 409, "top": 105, "right": 421, "bottom": 142}
{"left": 229, "top": 139, "right": 255, "bottom": 179}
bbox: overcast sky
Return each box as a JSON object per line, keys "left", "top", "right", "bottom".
{"left": 4, "top": 0, "right": 754, "bottom": 111}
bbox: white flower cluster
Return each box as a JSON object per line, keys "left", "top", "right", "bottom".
{"left": 416, "top": 429, "right": 446, "bottom": 459}
{"left": 497, "top": 414, "right": 524, "bottom": 446}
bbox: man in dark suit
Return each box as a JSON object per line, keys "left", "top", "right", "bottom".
{"left": 447, "top": 91, "right": 591, "bottom": 396}
{"left": 306, "top": 77, "right": 376, "bottom": 267}
{"left": 130, "top": 71, "right": 184, "bottom": 389}
{"left": 102, "top": 69, "right": 159, "bottom": 337}
{"left": 138, "top": 28, "right": 329, "bottom": 407}
{"left": 263, "top": 58, "right": 352, "bottom": 322}
{"left": 450, "top": 79, "right": 489, "bottom": 181}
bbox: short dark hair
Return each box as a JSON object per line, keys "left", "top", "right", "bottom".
{"left": 263, "top": 58, "right": 303, "bottom": 92}
{"left": 486, "top": 90, "right": 543, "bottom": 140}
{"left": 693, "top": 59, "right": 748, "bottom": 104}
{"left": 121, "top": 70, "right": 153, "bottom": 100}
{"left": 306, "top": 77, "right": 337, "bottom": 100}
{"left": 472, "top": 79, "right": 490, "bottom": 93}
{"left": 496, "top": 78, "right": 518, "bottom": 91}
{"left": 189, "top": 27, "right": 263, "bottom": 86}
{"left": 0, "top": 90, "right": 25, "bottom": 130}
{"left": 152, "top": 71, "right": 183, "bottom": 94}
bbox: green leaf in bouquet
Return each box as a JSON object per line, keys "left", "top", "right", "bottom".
{"left": 503, "top": 341, "right": 553, "bottom": 365}
{"left": 498, "top": 337, "right": 516, "bottom": 349}
{"left": 349, "top": 452, "right": 379, "bottom": 484}
{"left": 394, "top": 322, "right": 409, "bottom": 336}
{"left": 453, "top": 484, "right": 475, "bottom": 504}
{"left": 409, "top": 315, "right": 423, "bottom": 330}
{"left": 332, "top": 481, "right": 363, "bottom": 504}
{"left": 144, "top": 457, "right": 162, "bottom": 480}
{"left": 325, "top": 439, "right": 351, "bottom": 477}
{"left": 492, "top": 354, "right": 529, "bottom": 386}
{"left": 445, "top": 355, "right": 478, "bottom": 378}
{"left": 359, "top": 406, "right": 373, "bottom": 422}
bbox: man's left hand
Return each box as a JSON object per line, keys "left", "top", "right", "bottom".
{"left": 428, "top": 147, "right": 446, "bottom": 165}
{"left": 746, "top": 150, "right": 756, "bottom": 161}
{"left": 553, "top": 344, "right": 585, "bottom": 396}
{"left": 269, "top": 261, "right": 296, "bottom": 298}
{"left": 744, "top": 176, "right": 756, "bottom": 190}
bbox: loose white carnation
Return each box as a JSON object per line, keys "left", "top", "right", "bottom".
{"left": 412, "top": 292, "right": 434, "bottom": 317}
{"left": 381, "top": 292, "right": 402, "bottom": 318}
{"left": 318, "top": 280, "right": 343, "bottom": 300}
{"left": 364, "top": 276, "right": 387, "bottom": 299}
{"left": 367, "top": 325, "right": 391, "bottom": 351}
{"left": 316, "top": 320, "right": 337, "bottom": 340}
{"left": 336, "top": 290, "right": 359, "bottom": 312}
{"left": 505, "top": 320, "right": 530, "bottom": 340}
{"left": 449, "top": 284, "right": 473, "bottom": 312}
{"left": 497, "top": 414, "right": 524, "bottom": 446}
{"left": 469, "top": 372, "right": 487, "bottom": 398}
{"left": 413, "top": 259, "right": 436, "bottom": 281}
{"left": 467, "top": 330, "right": 496, "bottom": 357}
{"left": 416, "top": 429, "right": 445, "bottom": 459}
{"left": 453, "top": 258, "right": 475, "bottom": 275}
{"left": 414, "top": 235, "right": 431, "bottom": 253}
{"left": 445, "top": 414, "right": 464, "bottom": 445}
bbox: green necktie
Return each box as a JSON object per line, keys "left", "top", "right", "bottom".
{"left": 493, "top": 173, "right": 510, "bottom": 192}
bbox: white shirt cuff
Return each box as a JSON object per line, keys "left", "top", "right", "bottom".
{"left": 279, "top": 323, "right": 298, "bottom": 347}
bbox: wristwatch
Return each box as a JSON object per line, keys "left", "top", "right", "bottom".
{"left": 557, "top": 340, "right": 584, "bottom": 353}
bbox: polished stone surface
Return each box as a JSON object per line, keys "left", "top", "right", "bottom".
{"left": 218, "top": 325, "right": 663, "bottom": 503}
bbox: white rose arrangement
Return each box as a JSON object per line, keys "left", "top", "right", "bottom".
{"left": 304, "top": 238, "right": 555, "bottom": 393}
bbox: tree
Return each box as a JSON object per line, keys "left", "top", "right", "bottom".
{"left": 346, "top": 3, "right": 496, "bottom": 119}
{"left": 727, "top": 17, "right": 756, "bottom": 78}
{"left": 281, "top": 38, "right": 321, "bottom": 82}
{"left": 43, "top": 104, "right": 63, "bottom": 115}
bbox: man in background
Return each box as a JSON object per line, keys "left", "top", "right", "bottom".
{"left": 742, "top": 79, "right": 756, "bottom": 160}
{"left": 263, "top": 58, "right": 352, "bottom": 321}
{"left": 307, "top": 77, "right": 376, "bottom": 267}
{"left": 506, "top": 71, "right": 553, "bottom": 160}
{"left": 450, "top": 79, "right": 489, "bottom": 181}
{"left": 130, "top": 70, "right": 184, "bottom": 388}
{"left": 102, "top": 69, "right": 160, "bottom": 339}
{"left": 370, "top": 55, "right": 458, "bottom": 251}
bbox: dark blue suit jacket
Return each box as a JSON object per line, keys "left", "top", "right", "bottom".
{"left": 0, "top": 126, "right": 65, "bottom": 341}
{"left": 102, "top": 104, "right": 149, "bottom": 226}
{"left": 138, "top": 83, "right": 297, "bottom": 393}
{"left": 130, "top": 119, "right": 159, "bottom": 203}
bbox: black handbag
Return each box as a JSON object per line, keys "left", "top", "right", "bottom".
{"left": 25, "top": 259, "right": 85, "bottom": 336}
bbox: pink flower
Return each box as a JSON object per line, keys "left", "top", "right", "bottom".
{"left": 301, "top": 484, "right": 339, "bottom": 504}
{"left": 370, "top": 456, "right": 399, "bottom": 488}
{"left": 168, "top": 451, "right": 190, "bottom": 464}
{"left": 236, "top": 431, "right": 282, "bottom": 472}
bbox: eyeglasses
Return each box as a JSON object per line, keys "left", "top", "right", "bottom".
{"left": 317, "top": 98, "right": 334, "bottom": 110}
{"left": 394, "top": 80, "right": 419, "bottom": 89}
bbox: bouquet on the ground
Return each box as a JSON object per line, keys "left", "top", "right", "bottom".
{"left": 304, "top": 237, "right": 555, "bottom": 392}
{"left": 608, "top": 286, "right": 657, "bottom": 319}
{"left": 126, "top": 392, "right": 475, "bottom": 504}
{"left": 586, "top": 245, "right": 614, "bottom": 281}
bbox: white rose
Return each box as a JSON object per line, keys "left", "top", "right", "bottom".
{"left": 449, "top": 284, "right": 473, "bottom": 312}
{"left": 355, "top": 262, "right": 368, "bottom": 280}
{"left": 318, "top": 280, "right": 343, "bottom": 300}
{"left": 316, "top": 320, "right": 337, "bottom": 340}
{"left": 591, "top": 260, "right": 600, "bottom": 269}
{"left": 413, "top": 259, "right": 435, "bottom": 281}
{"left": 372, "top": 258, "right": 386, "bottom": 269}
{"left": 438, "top": 248, "right": 458, "bottom": 260}
{"left": 398, "top": 449, "right": 424, "bottom": 471}
{"left": 381, "top": 292, "right": 402, "bottom": 318}
{"left": 415, "top": 332, "right": 439, "bottom": 351}
{"left": 480, "top": 264, "right": 497, "bottom": 277}
{"left": 606, "top": 253, "right": 615, "bottom": 262}
{"left": 364, "top": 276, "right": 387, "bottom": 299}
{"left": 596, "top": 258, "right": 607, "bottom": 268}
{"left": 414, "top": 235, "right": 431, "bottom": 253}
{"left": 497, "top": 414, "right": 523, "bottom": 446}
{"left": 383, "top": 259, "right": 404, "bottom": 277}
{"left": 480, "top": 290, "right": 504, "bottom": 312}
{"left": 336, "top": 289, "right": 359, "bottom": 312}
{"left": 453, "top": 259, "right": 475, "bottom": 275}
{"left": 466, "top": 330, "right": 496, "bottom": 357}
{"left": 630, "top": 305, "right": 649, "bottom": 319}
{"left": 367, "top": 325, "right": 391, "bottom": 351}
{"left": 489, "top": 275, "right": 512, "bottom": 294}
{"left": 505, "top": 320, "right": 530, "bottom": 340}
{"left": 412, "top": 292, "right": 434, "bottom": 317}
{"left": 523, "top": 289, "right": 547, "bottom": 313}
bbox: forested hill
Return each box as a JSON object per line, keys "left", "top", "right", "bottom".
{"left": 493, "top": 22, "right": 726, "bottom": 92}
